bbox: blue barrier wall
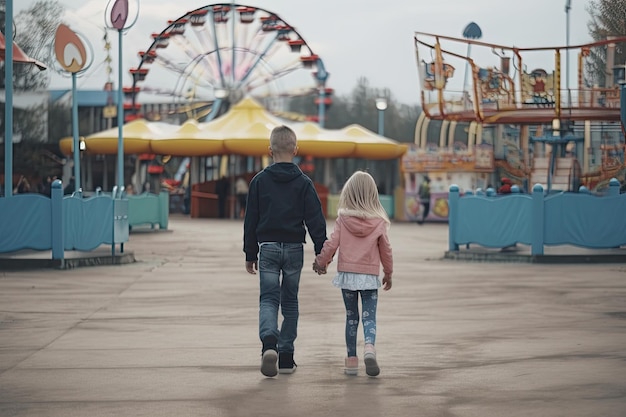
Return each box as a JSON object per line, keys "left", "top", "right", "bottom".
{"left": 63, "top": 195, "right": 114, "bottom": 251}
{"left": 127, "top": 191, "right": 169, "bottom": 229}
{"left": 448, "top": 178, "right": 626, "bottom": 255}
{"left": 0, "top": 180, "right": 129, "bottom": 260}
{"left": 0, "top": 194, "right": 52, "bottom": 251}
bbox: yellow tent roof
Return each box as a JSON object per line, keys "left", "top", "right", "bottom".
{"left": 58, "top": 96, "right": 407, "bottom": 160}
{"left": 341, "top": 124, "right": 408, "bottom": 159}
{"left": 294, "top": 122, "right": 355, "bottom": 158}
{"left": 151, "top": 119, "right": 226, "bottom": 156}
{"left": 59, "top": 119, "right": 175, "bottom": 155}
{"left": 210, "top": 97, "right": 281, "bottom": 156}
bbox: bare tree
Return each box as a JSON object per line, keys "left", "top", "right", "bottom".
{"left": 586, "top": 0, "right": 626, "bottom": 86}
{"left": 0, "top": 0, "right": 64, "bottom": 90}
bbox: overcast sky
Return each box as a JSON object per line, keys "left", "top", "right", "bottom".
{"left": 17, "top": 0, "right": 593, "bottom": 105}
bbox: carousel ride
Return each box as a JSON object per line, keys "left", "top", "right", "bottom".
{"left": 411, "top": 31, "right": 626, "bottom": 194}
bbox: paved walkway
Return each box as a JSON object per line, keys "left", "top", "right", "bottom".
{"left": 1, "top": 215, "right": 625, "bottom": 417}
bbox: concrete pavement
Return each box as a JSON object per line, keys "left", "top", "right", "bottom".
{"left": 1, "top": 215, "right": 625, "bottom": 417}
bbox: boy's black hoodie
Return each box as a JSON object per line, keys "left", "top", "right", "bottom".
{"left": 243, "top": 162, "right": 327, "bottom": 262}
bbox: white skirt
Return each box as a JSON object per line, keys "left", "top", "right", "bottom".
{"left": 332, "top": 271, "right": 381, "bottom": 291}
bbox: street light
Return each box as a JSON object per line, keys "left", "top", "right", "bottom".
{"left": 105, "top": 0, "right": 139, "bottom": 195}
{"left": 565, "top": 0, "right": 571, "bottom": 107}
{"left": 315, "top": 58, "right": 330, "bottom": 128}
{"left": 3, "top": 0, "right": 47, "bottom": 197}
{"left": 462, "top": 22, "right": 482, "bottom": 103}
{"left": 54, "top": 24, "right": 92, "bottom": 195}
{"left": 375, "top": 98, "right": 387, "bottom": 136}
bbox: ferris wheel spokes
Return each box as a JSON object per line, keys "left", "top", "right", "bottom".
{"left": 129, "top": 3, "right": 331, "bottom": 122}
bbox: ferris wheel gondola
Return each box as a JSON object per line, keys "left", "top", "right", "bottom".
{"left": 126, "top": 3, "right": 330, "bottom": 123}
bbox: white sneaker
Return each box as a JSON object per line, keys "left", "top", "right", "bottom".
{"left": 261, "top": 349, "right": 278, "bottom": 377}
{"left": 344, "top": 356, "right": 358, "bottom": 375}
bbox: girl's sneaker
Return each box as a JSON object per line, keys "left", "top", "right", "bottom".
{"left": 344, "top": 356, "right": 358, "bottom": 375}
{"left": 363, "top": 344, "right": 380, "bottom": 377}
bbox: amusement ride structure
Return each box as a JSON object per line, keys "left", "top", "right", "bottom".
{"left": 409, "top": 31, "right": 626, "bottom": 196}
{"left": 123, "top": 3, "right": 330, "bottom": 125}
{"left": 104, "top": 3, "right": 334, "bottom": 203}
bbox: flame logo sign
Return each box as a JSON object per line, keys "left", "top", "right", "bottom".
{"left": 110, "top": 0, "right": 129, "bottom": 30}
{"left": 54, "top": 24, "right": 87, "bottom": 73}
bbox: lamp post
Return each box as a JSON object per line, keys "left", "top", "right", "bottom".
{"left": 462, "top": 22, "right": 482, "bottom": 107}
{"left": 375, "top": 98, "right": 387, "bottom": 136}
{"left": 618, "top": 78, "right": 626, "bottom": 130}
{"left": 54, "top": 24, "right": 91, "bottom": 195}
{"left": 4, "top": 0, "right": 14, "bottom": 197}
{"left": 205, "top": 88, "right": 229, "bottom": 121}
{"left": 105, "top": 0, "right": 138, "bottom": 194}
{"left": 315, "top": 59, "right": 330, "bottom": 128}
{"left": 565, "top": 0, "right": 571, "bottom": 107}
{"left": 3, "top": 1, "right": 46, "bottom": 197}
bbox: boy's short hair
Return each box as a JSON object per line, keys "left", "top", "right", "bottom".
{"left": 270, "top": 125, "right": 297, "bottom": 155}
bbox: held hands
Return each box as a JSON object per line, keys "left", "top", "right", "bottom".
{"left": 312, "top": 260, "right": 327, "bottom": 275}
{"left": 245, "top": 261, "right": 258, "bottom": 275}
{"left": 382, "top": 273, "right": 392, "bottom": 290}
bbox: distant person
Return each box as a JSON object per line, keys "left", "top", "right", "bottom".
{"left": 235, "top": 176, "right": 249, "bottom": 218}
{"left": 15, "top": 176, "right": 31, "bottom": 194}
{"left": 41, "top": 176, "right": 52, "bottom": 196}
{"left": 313, "top": 171, "right": 393, "bottom": 377}
{"left": 498, "top": 177, "right": 513, "bottom": 194}
{"left": 216, "top": 176, "right": 229, "bottom": 218}
{"left": 63, "top": 177, "right": 75, "bottom": 195}
{"left": 243, "top": 125, "right": 327, "bottom": 377}
{"left": 125, "top": 184, "right": 135, "bottom": 195}
{"left": 416, "top": 175, "right": 431, "bottom": 224}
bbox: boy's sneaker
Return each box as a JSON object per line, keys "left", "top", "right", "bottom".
{"left": 261, "top": 349, "right": 278, "bottom": 377}
{"left": 363, "top": 344, "right": 380, "bottom": 377}
{"left": 344, "top": 356, "right": 358, "bottom": 375}
{"left": 278, "top": 352, "right": 297, "bottom": 374}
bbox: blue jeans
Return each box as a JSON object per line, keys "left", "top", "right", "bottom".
{"left": 342, "top": 289, "right": 378, "bottom": 357}
{"left": 258, "top": 242, "right": 304, "bottom": 354}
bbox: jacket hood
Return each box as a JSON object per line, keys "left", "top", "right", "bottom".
{"left": 264, "top": 162, "right": 303, "bottom": 183}
{"left": 339, "top": 213, "right": 386, "bottom": 237}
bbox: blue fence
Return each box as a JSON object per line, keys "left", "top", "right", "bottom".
{"left": 448, "top": 178, "right": 626, "bottom": 255}
{"left": 0, "top": 180, "right": 128, "bottom": 260}
{"left": 127, "top": 191, "right": 169, "bottom": 229}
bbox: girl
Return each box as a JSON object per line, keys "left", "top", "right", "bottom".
{"left": 313, "top": 171, "right": 393, "bottom": 376}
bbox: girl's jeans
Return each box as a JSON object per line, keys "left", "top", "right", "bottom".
{"left": 258, "top": 242, "right": 304, "bottom": 354}
{"left": 342, "top": 289, "right": 378, "bottom": 357}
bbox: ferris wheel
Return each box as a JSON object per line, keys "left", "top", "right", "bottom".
{"left": 126, "top": 3, "right": 330, "bottom": 122}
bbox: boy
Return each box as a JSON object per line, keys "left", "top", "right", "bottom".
{"left": 243, "top": 125, "right": 327, "bottom": 377}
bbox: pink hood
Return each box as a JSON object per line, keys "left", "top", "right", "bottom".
{"left": 316, "top": 214, "right": 393, "bottom": 277}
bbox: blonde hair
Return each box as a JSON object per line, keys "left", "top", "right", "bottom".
{"left": 338, "top": 171, "right": 390, "bottom": 226}
{"left": 270, "top": 125, "right": 297, "bottom": 155}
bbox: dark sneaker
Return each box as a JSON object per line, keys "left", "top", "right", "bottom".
{"left": 278, "top": 352, "right": 297, "bottom": 374}
{"left": 261, "top": 349, "right": 278, "bottom": 377}
{"left": 364, "top": 344, "right": 380, "bottom": 377}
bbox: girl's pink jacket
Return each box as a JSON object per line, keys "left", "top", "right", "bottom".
{"left": 315, "top": 213, "right": 393, "bottom": 277}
